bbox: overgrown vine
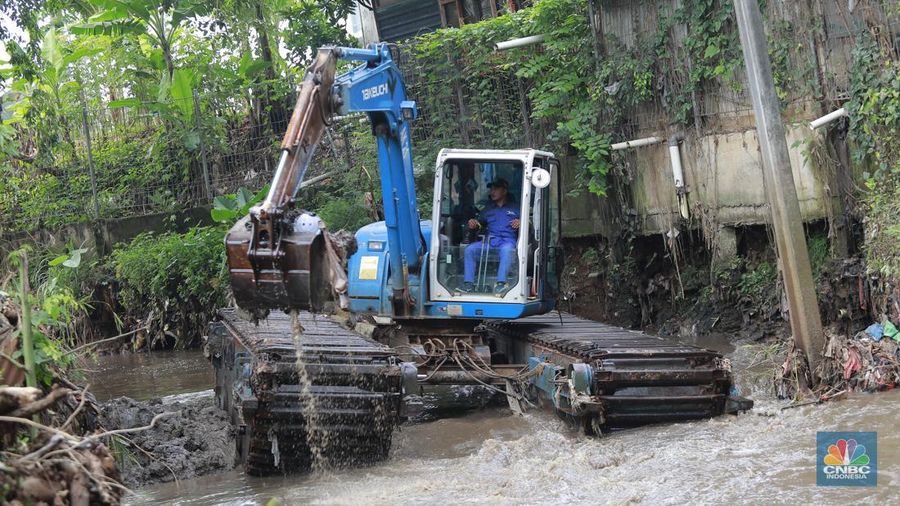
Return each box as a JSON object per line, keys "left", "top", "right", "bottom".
{"left": 847, "top": 33, "right": 900, "bottom": 277}
{"left": 409, "top": 0, "right": 744, "bottom": 197}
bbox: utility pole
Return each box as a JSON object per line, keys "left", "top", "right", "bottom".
{"left": 734, "top": 0, "right": 824, "bottom": 379}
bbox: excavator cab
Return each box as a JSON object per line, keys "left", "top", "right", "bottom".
{"left": 427, "top": 149, "right": 561, "bottom": 318}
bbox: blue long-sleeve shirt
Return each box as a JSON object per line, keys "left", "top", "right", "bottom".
{"left": 478, "top": 200, "right": 520, "bottom": 245}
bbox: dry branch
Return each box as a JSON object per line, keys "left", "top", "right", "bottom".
{"left": 82, "top": 411, "right": 176, "bottom": 443}
{"left": 62, "top": 384, "right": 90, "bottom": 431}
{"left": 8, "top": 387, "right": 72, "bottom": 418}
{"left": 69, "top": 326, "right": 150, "bottom": 354}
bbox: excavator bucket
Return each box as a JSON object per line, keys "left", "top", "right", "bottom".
{"left": 225, "top": 215, "right": 332, "bottom": 313}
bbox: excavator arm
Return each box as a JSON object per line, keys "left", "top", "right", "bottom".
{"left": 226, "top": 44, "right": 422, "bottom": 315}
{"left": 254, "top": 49, "right": 338, "bottom": 222}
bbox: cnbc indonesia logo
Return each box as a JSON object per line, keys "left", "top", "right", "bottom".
{"left": 817, "top": 432, "right": 877, "bottom": 487}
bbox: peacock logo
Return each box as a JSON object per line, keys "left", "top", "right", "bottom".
{"left": 823, "top": 438, "right": 870, "bottom": 466}
{"left": 817, "top": 432, "right": 877, "bottom": 487}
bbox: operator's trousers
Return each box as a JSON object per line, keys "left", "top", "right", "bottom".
{"left": 463, "top": 238, "right": 516, "bottom": 284}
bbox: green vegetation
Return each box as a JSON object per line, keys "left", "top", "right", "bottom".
{"left": 210, "top": 186, "right": 268, "bottom": 224}
{"left": 1, "top": 0, "right": 360, "bottom": 231}
{"left": 4, "top": 247, "right": 91, "bottom": 386}
{"left": 109, "top": 226, "right": 226, "bottom": 348}
{"left": 737, "top": 261, "right": 778, "bottom": 307}
{"left": 848, "top": 35, "right": 900, "bottom": 277}
{"left": 411, "top": 0, "right": 744, "bottom": 196}
{"left": 3, "top": 0, "right": 887, "bottom": 225}
{"left": 103, "top": 186, "right": 268, "bottom": 348}
{"left": 0, "top": 0, "right": 897, "bottom": 357}
{"left": 807, "top": 233, "right": 830, "bottom": 279}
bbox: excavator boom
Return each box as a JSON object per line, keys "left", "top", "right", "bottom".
{"left": 226, "top": 44, "right": 422, "bottom": 316}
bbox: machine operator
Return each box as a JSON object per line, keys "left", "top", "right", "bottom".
{"left": 460, "top": 178, "right": 520, "bottom": 296}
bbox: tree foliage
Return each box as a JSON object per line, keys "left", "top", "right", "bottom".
{"left": 0, "top": 0, "right": 363, "bottom": 231}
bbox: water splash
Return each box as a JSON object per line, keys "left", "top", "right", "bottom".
{"left": 290, "top": 309, "right": 327, "bottom": 472}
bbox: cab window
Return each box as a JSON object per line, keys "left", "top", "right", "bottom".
{"left": 436, "top": 160, "right": 522, "bottom": 296}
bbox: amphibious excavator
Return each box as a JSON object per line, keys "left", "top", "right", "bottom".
{"left": 206, "top": 43, "right": 751, "bottom": 475}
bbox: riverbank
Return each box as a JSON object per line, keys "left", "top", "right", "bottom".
{"left": 99, "top": 393, "right": 233, "bottom": 488}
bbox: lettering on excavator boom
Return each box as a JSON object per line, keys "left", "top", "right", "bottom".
{"left": 362, "top": 83, "right": 389, "bottom": 100}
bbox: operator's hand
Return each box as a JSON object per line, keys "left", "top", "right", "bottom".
{"left": 510, "top": 219, "right": 520, "bottom": 230}
{"left": 467, "top": 219, "right": 481, "bottom": 230}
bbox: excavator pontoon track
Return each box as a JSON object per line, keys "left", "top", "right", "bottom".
{"left": 207, "top": 310, "right": 750, "bottom": 475}
{"left": 207, "top": 309, "right": 403, "bottom": 475}
{"left": 481, "top": 312, "right": 749, "bottom": 431}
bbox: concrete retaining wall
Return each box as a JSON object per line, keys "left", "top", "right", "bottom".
{"left": 0, "top": 207, "right": 213, "bottom": 260}
{"left": 557, "top": 0, "right": 894, "bottom": 240}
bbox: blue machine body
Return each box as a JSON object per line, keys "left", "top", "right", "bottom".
{"left": 348, "top": 220, "right": 555, "bottom": 320}
{"left": 332, "top": 43, "right": 556, "bottom": 321}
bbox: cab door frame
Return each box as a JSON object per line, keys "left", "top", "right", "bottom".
{"left": 429, "top": 149, "right": 538, "bottom": 304}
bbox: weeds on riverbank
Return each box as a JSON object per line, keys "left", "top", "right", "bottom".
{"left": 110, "top": 226, "right": 228, "bottom": 350}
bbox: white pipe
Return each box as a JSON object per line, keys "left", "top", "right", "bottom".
{"left": 299, "top": 171, "right": 334, "bottom": 189}
{"left": 668, "top": 137, "right": 690, "bottom": 220}
{"left": 810, "top": 108, "right": 847, "bottom": 129}
{"left": 668, "top": 142, "right": 685, "bottom": 189}
{"left": 610, "top": 136, "right": 663, "bottom": 151}
{"left": 494, "top": 34, "right": 545, "bottom": 51}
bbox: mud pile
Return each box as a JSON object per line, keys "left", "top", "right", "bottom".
{"left": 99, "top": 393, "right": 233, "bottom": 488}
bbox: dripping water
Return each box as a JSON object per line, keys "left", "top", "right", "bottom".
{"left": 290, "top": 309, "right": 327, "bottom": 471}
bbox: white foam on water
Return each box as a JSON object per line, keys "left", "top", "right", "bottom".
{"left": 130, "top": 344, "right": 900, "bottom": 505}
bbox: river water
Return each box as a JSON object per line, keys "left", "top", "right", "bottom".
{"left": 90, "top": 341, "right": 898, "bottom": 504}
{"left": 80, "top": 350, "right": 214, "bottom": 401}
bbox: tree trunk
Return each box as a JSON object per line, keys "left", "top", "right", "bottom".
{"left": 254, "top": 1, "right": 287, "bottom": 138}
{"left": 162, "top": 44, "right": 174, "bottom": 82}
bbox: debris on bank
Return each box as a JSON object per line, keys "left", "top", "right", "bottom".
{"left": 0, "top": 386, "right": 124, "bottom": 505}
{"left": 775, "top": 324, "right": 900, "bottom": 400}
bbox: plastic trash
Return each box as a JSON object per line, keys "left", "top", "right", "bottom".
{"left": 864, "top": 323, "right": 884, "bottom": 341}
{"left": 883, "top": 320, "right": 900, "bottom": 341}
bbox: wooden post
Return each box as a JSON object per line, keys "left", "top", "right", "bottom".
{"left": 193, "top": 89, "right": 213, "bottom": 200}
{"left": 17, "top": 254, "right": 37, "bottom": 390}
{"left": 734, "top": 0, "right": 825, "bottom": 379}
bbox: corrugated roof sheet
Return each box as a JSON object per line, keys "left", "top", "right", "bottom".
{"left": 376, "top": 0, "right": 443, "bottom": 41}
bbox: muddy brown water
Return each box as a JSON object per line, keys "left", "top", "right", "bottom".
{"left": 80, "top": 350, "right": 214, "bottom": 401}
{"left": 96, "top": 340, "right": 897, "bottom": 505}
